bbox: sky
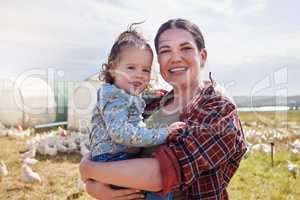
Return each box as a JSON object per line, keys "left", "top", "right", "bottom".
{"left": 0, "top": 0, "right": 299, "bottom": 96}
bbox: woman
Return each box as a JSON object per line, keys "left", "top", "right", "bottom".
{"left": 80, "top": 18, "right": 247, "bottom": 200}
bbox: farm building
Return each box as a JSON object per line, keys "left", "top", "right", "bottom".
{"left": 0, "top": 73, "right": 109, "bottom": 132}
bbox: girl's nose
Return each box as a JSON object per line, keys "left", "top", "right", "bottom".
{"left": 134, "top": 70, "right": 144, "bottom": 79}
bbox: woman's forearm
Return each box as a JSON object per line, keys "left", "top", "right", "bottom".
{"left": 80, "top": 158, "right": 163, "bottom": 191}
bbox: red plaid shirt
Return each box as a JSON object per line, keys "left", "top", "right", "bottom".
{"left": 144, "top": 82, "right": 247, "bottom": 200}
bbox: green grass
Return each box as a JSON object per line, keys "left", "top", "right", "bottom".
{"left": 229, "top": 152, "right": 300, "bottom": 200}
{"left": 229, "top": 111, "right": 300, "bottom": 200}
{"left": 1, "top": 111, "right": 300, "bottom": 199}
{"left": 238, "top": 110, "right": 300, "bottom": 124}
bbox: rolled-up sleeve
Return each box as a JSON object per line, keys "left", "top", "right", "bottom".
{"left": 154, "top": 94, "right": 247, "bottom": 195}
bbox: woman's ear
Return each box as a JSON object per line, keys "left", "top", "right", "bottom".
{"left": 200, "top": 48, "right": 207, "bottom": 61}
{"left": 200, "top": 48, "right": 207, "bottom": 68}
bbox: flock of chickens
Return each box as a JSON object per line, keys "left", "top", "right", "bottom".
{"left": 0, "top": 121, "right": 300, "bottom": 188}
{"left": 0, "top": 124, "right": 89, "bottom": 188}
{"left": 243, "top": 123, "right": 300, "bottom": 178}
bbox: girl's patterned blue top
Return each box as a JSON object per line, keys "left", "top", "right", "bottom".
{"left": 89, "top": 83, "right": 168, "bottom": 157}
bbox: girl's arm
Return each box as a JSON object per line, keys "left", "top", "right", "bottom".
{"left": 80, "top": 156, "right": 163, "bottom": 192}
{"left": 103, "top": 98, "right": 169, "bottom": 147}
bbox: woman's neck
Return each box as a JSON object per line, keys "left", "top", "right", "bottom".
{"left": 163, "top": 81, "right": 200, "bottom": 113}
{"left": 174, "top": 83, "right": 199, "bottom": 105}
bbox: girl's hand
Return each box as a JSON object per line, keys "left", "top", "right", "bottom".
{"left": 85, "top": 180, "right": 145, "bottom": 200}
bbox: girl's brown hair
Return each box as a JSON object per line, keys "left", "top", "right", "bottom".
{"left": 100, "top": 22, "right": 153, "bottom": 83}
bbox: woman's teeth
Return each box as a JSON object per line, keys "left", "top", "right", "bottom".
{"left": 168, "top": 67, "right": 187, "bottom": 73}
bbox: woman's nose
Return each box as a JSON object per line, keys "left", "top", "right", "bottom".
{"left": 170, "top": 51, "right": 183, "bottom": 63}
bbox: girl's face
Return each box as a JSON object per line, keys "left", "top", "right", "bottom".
{"left": 112, "top": 47, "right": 152, "bottom": 95}
{"left": 157, "top": 28, "right": 207, "bottom": 89}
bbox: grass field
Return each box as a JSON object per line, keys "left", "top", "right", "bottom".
{"left": 1, "top": 111, "right": 300, "bottom": 200}
{"left": 0, "top": 137, "right": 90, "bottom": 200}
{"left": 239, "top": 110, "right": 300, "bottom": 124}
{"left": 229, "top": 152, "right": 300, "bottom": 200}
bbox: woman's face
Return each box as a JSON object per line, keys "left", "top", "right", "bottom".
{"left": 157, "top": 28, "right": 207, "bottom": 89}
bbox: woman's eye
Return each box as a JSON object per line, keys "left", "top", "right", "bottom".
{"left": 143, "top": 69, "right": 150, "bottom": 73}
{"left": 182, "top": 47, "right": 193, "bottom": 51}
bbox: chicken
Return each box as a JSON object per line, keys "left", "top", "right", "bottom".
{"left": 22, "top": 157, "right": 39, "bottom": 165}
{"left": 290, "top": 148, "right": 299, "bottom": 161}
{"left": 58, "top": 127, "right": 68, "bottom": 137}
{"left": 21, "top": 164, "right": 42, "bottom": 184}
{"left": 21, "top": 147, "right": 36, "bottom": 159}
{"left": 80, "top": 142, "right": 90, "bottom": 157}
{"left": 287, "top": 160, "right": 298, "bottom": 179}
{"left": 0, "top": 161, "right": 8, "bottom": 181}
{"left": 250, "top": 143, "right": 272, "bottom": 155}
{"left": 77, "top": 178, "right": 86, "bottom": 192}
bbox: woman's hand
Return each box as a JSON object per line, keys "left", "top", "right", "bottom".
{"left": 167, "top": 121, "right": 186, "bottom": 134}
{"left": 85, "top": 180, "right": 144, "bottom": 200}
{"left": 79, "top": 152, "right": 91, "bottom": 182}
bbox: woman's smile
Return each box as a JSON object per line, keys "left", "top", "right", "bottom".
{"left": 168, "top": 66, "right": 188, "bottom": 74}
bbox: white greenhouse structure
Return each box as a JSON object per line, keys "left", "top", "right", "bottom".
{"left": 67, "top": 74, "right": 102, "bottom": 132}
{"left": 0, "top": 78, "right": 57, "bottom": 128}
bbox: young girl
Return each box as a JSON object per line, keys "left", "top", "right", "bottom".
{"left": 88, "top": 24, "right": 185, "bottom": 200}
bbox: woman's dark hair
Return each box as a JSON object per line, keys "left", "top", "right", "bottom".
{"left": 100, "top": 22, "right": 153, "bottom": 83}
{"left": 154, "top": 18, "right": 205, "bottom": 53}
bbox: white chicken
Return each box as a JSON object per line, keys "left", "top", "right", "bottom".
{"left": 77, "top": 178, "right": 86, "bottom": 192}
{"left": 250, "top": 143, "right": 272, "bottom": 155}
{"left": 287, "top": 160, "right": 298, "bottom": 179}
{"left": 58, "top": 127, "right": 68, "bottom": 137}
{"left": 6, "top": 126, "right": 31, "bottom": 139}
{"left": 0, "top": 123, "right": 6, "bottom": 137}
{"left": 57, "top": 139, "right": 77, "bottom": 154}
{"left": 24, "top": 130, "right": 89, "bottom": 157}
{"left": 44, "top": 144, "right": 58, "bottom": 156}
{"left": 0, "top": 161, "right": 8, "bottom": 181}
{"left": 0, "top": 131, "right": 6, "bottom": 137}
{"left": 21, "top": 147, "right": 36, "bottom": 159}
{"left": 80, "top": 142, "right": 90, "bottom": 157}
{"left": 22, "top": 157, "right": 39, "bottom": 165}
{"left": 290, "top": 139, "right": 300, "bottom": 150}
{"left": 290, "top": 148, "right": 300, "bottom": 161}
{"left": 0, "top": 122, "right": 5, "bottom": 129}
{"left": 21, "top": 164, "right": 42, "bottom": 184}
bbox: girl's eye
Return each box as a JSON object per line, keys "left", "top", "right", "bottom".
{"left": 143, "top": 69, "right": 150, "bottom": 73}
{"left": 127, "top": 66, "right": 135, "bottom": 70}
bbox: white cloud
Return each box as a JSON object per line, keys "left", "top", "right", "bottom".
{"left": 0, "top": 0, "right": 299, "bottom": 95}
{"left": 206, "top": 29, "right": 300, "bottom": 72}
